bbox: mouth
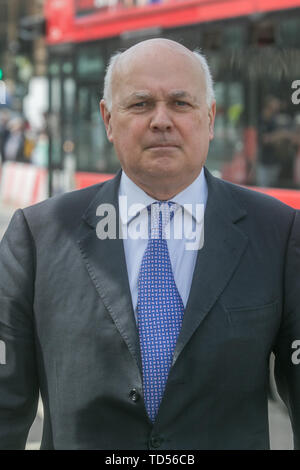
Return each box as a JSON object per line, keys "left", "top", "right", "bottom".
{"left": 145, "top": 144, "right": 179, "bottom": 150}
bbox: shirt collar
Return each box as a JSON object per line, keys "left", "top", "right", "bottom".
{"left": 118, "top": 168, "right": 208, "bottom": 225}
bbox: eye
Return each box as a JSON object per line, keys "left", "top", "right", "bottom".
{"left": 132, "top": 102, "right": 147, "bottom": 108}
{"left": 175, "top": 100, "right": 190, "bottom": 107}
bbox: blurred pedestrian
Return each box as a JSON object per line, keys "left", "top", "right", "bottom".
{"left": 31, "top": 131, "right": 49, "bottom": 167}
{"left": 257, "top": 96, "right": 295, "bottom": 187}
{"left": 3, "top": 117, "right": 25, "bottom": 163}
{"left": 0, "top": 110, "right": 10, "bottom": 163}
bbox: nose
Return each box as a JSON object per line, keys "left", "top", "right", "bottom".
{"left": 150, "top": 103, "right": 173, "bottom": 132}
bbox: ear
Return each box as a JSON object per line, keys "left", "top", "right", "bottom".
{"left": 208, "top": 100, "right": 216, "bottom": 141}
{"left": 100, "top": 99, "right": 113, "bottom": 143}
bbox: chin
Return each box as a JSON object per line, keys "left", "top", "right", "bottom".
{"left": 149, "top": 163, "right": 180, "bottom": 178}
{"left": 150, "top": 155, "right": 181, "bottom": 170}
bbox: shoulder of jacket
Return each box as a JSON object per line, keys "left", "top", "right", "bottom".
{"left": 22, "top": 182, "right": 107, "bottom": 231}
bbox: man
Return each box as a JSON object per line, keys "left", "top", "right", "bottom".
{"left": 0, "top": 39, "right": 299, "bottom": 450}
{"left": 0, "top": 110, "right": 10, "bottom": 163}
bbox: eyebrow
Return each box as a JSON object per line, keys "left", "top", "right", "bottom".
{"left": 126, "top": 90, "right": 195, "bottom": 102}
{"left": 168, "top": 90, "right": 195, "bottom": 100}
{"left": 126, "top": 91, "right": 152, "bottom": 101}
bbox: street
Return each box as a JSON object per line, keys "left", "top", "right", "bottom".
{"left": 0, "top": 202, "right": 294, "bottom": 450}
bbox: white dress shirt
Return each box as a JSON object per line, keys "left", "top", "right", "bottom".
{"left": 118, "top": 169, "right": 208, "bottom": 316}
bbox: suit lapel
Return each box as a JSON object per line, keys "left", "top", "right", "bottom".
{"left": 76, "top": 169, "right": 249, "bottom": 375}
{"left": 172, "top": 170, "right": 248, "bottom": 366}
{"left": 76, "top": 171, "right": 142, "bottom": 373}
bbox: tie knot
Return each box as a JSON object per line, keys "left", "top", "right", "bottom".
{"left": 148, "top": 202, "right": 176, "bottom": 239}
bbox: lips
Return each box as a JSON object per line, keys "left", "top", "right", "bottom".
{"left": 145, "top": 143, "right": 179, "bottom": 149}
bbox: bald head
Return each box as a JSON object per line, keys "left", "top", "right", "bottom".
{"left": 117, "top": 38, "right": 199, "bottom": 67}
{"left": 103, "top": 38, "right": 215, "bottom": 112}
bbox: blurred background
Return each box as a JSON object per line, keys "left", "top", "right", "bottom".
{"left": 0, "top": 0, "right": 300, "bottom": 205}
{"left": 0, "top": 0, "right": 300, "bottom": 449}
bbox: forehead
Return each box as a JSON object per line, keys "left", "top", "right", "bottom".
{"left": 112, "top": 45, "right": 206, "bottom": 101}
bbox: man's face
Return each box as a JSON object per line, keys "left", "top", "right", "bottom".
{"left": 100, "top": 41, "right": 216, "bottom": 197}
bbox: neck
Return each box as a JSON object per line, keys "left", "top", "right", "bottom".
{"left": 126, "top": 171, "right": 203, "bottom": 201}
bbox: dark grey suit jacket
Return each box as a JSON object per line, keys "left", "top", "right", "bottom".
{"left": 0, "top": 168, "right": 299, "bottom": 450}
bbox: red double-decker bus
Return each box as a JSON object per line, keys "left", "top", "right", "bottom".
{"left": 44, "top": 0, "right": 300, "bottom": 207}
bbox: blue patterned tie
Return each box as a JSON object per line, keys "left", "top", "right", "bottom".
{"left": 137, "top": 202, "right": 184, "bottom": 422}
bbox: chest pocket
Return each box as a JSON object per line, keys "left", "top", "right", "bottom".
{"left": 225, "top": 300, "right": 280, "bottom": 328}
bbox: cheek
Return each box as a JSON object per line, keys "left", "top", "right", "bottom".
{"left": 185, "top": 123, "right": 209, "bottom": 148}
{"left": 114, "top": 119, "right": 144, "bottom": 145}
{"left": 181, "top": 113, "right": 209, "bottom": 139}
{"left": 112, "top": 123, "right": 144, "bottom": 163}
